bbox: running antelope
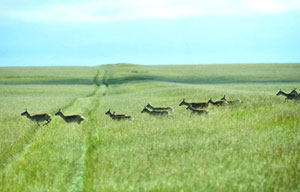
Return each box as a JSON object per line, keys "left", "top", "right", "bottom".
{"left": 141, "top": 107, "right": 170, "bottom": 116}
{"left": 220, "top": 95, "right": 242, "bottom": 104}
{"left": 21, "top": 109, "right": 52, "bottom": 126}
{"left": 208, "top": 98, "right": 228, "bottom": 106}
{"left": 276, "top": 89, "right": 300, "bottom": 100}
{"left": 146, "top": 103, "right": 174, "bottom": 112}
{"left": 186, "top": 105, "right": 209, "bottom": 115}
{"left": 105, "top": 109, "right": 132, "bottom": 120}
{"left": 179, "top": 99, "right": 209, "bottom": 109}
{"left": 55, "top": 109, "right": 85, "bottom": 124}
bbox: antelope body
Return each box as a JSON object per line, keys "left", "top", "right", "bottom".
{"left": 146, "top": 103, "right": 174, "bottom": 112}
{"left": 105, "top": 109, "right": 133, "bottom": 120}
{"left": 179, "top": 99, "right": 209, "bottom": 108}
{"left": 141, "top": 107, "right": 170, "bottom": 116}
{"left": 220, "top": 95, "right": 242, "bottom": 104}
{"left": 186, "top": 105, "right": 209, "bottom": 115}
{"left": 21, "top": 109, "right": 52, "bottom": 126}
{"left": 55, "top": 109, "right": 85, "bottom": 124}
{"left": 276, "top": 89, "right": 300, "bottom": 100}
{"left": 208, "top": 98, "right": 228, "bottom": 106}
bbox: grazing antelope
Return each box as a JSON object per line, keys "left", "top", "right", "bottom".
{"left": 208, "top": 98, "right": 228, "bottom": 106}
{"left": 276, "top": 89, "right": 300, "bottom": 100}
{"left": 186, "top": 105, "right": 209, "bottom": 115}
{"left": 105, "top": 109, "right": 133, "bottom": 120}
{"left": 55, "top": 109, "right": 85, "bottom": 124}
{"left": 179, "top": 99, "right": 209, "bottom": 109}
{"left": 220, "top": 95, "right": 242, "bottom": 104}
{"left": 141, "top": 107, "right": 170, "bottom": 116}
{"left": 21, "top": 109, "right": 52, "bottom": 126}
{"left": 146, "top": 103, "right": 174, "bottom": 112}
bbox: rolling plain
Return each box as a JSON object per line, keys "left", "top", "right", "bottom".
{"left": 0, "top": 64, "right": 300, "bottom": 191}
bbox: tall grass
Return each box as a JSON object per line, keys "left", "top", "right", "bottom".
{"left": 83, "top": 81, "right": 300, "bottom": 191}
{"left": 0, "top": 64, "right": 299, "bottom": 191}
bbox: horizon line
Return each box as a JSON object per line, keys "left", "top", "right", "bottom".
{"left": 1, "top": 62, "right": 300, "bottom": 68}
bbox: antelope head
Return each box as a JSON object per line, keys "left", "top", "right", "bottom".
{"left": 21, "top": 109, "right": 29, "bottom": 116}
{"left": 105, "top": 109, "right": 112, "bottom": 115}
{"left": 141, "top": 107, "right": 147, "bottom": 113}
{"left": 55, "top": 109, "right": 63, "bottom": 116}
{"left": 179, "top": 99, "right": 186, "bottom": 106}
{"left": 220, "top": 95, "right": 226, "bottom": 101}
{"left": 290, "top": 88, "right": 298, "bottom": 93}
{"left": 276, "top": 89, "right": 283, "bottom": 96}
{"left": 207, "top": 98, "right": 213, "bottom": 103}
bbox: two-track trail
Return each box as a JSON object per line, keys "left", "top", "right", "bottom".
{"left": 68, "top": 70, "right": 108, "bottom": 192}
{"left": 0, "top": 97, "right": 78, "bottom": 171}
{"left": 0, "top": 68, "right": 108, "bottom": 192}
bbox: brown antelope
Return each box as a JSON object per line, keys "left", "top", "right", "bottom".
{"left": 208, "top": 98, "right": 228, "bottom": 106}
{"left": 21, "top": 109, "right": 52, "bottom": 126}
{"left": 220, "top": 95, "right": 242, "bottom": 104}
{"left": 55, "top": 109, "right": 85, "bottom": 124}
{"left": 105, "top": 109, "right": 133, "bottom": 120}
{"left": 186, "top": 105, "right": 209, "bottom": 115}
{"left": 113, "top": 112, "right": 133, "bottom": 120}
{"left": 179, "top": 99, "right": 209, "bottom": 108}
{"left": 146, "top": 103, "right": 174, "bottom": 112}
{"left": 276, "top": 89, "right": 300, "bottom": 100}
{"left": 141, "top": 107, "right": 170, "bottom": 116}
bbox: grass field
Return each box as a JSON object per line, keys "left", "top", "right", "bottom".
{"left": 0, "top": 64, "right": 300, "bottom": 191}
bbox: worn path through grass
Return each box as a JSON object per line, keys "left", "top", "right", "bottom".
{"left": 0, "top": 68, "right": 108, "bottom": 191}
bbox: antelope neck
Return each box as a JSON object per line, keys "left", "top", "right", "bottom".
{"left": 182, "top": 101, "right": 189, "bottom": 105}
{"left": 58, "top": 112, "right": 66, "bottom": 118}
{"left": 107, "top": 111, "right": 114, "bottom": 117}
{"left": 24, "top": 112, "right": 32, "bottom": 119}
{"left": 144, "top": 108, "right": 151, "bottom": 112}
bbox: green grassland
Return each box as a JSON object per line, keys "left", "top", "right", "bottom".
{"left": 0, "top": 64, "right": 300, "bottom": 191}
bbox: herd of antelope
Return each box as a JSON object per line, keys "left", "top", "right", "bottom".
{"left": 21, "top": 108, "right": 85, "bottom": 127}
{"left": 21, "top": 88, "right": 299, "bottom": 125}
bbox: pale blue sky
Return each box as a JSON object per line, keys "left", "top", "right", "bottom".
{"left": 0, "top": 0, "right": 299, "bottom": 66}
